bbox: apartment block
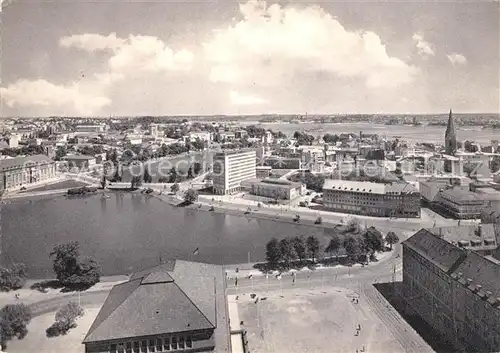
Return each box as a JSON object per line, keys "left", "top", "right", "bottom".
{"left": 212, "top": 150, "right": 256, "bottom": 195}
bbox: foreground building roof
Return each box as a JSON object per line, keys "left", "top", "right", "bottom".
{"left": 83, "top": 260, "right": 229, "bottom": 349}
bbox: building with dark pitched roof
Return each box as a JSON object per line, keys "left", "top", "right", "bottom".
{"left": 83, "top": 260, "right": 231, "bottom": 353}
{"left": 401, "top": 229, "right": 500, "bottom": 352}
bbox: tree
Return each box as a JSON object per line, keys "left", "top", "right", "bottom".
{"left": 385, "top": 232, "right": 400, "bottom": 250}
{"left": 187, "top": 165, "right": 194, "bottom": 179}
{"left": 50, "top": 242, "right": 100, "bottom": 289}
{"left": 143, "top": 167, "right": 153, "bottom": 183}
{"left": 279, "top": 237, "right": 296, "bottom": 268}
{"left": 292, "top": 236, "right": 307, "bottom": 263}
{"left": 184, "top": 188, "right": 198, "bottom": 204}
{"left": 54, "top": 146, "right": 67, "bottom": 161}
{"left": 0, "top": 263, "right": 28, "bottom": 292}
{"left": 158, "top": 176, "right": 169, "bottom": 183}
{"left": 362, "top": 227, "right": 384, "bottom": 253}
{"left": 55, "top": 301, "right": 84, "bottom": 331}
{"left": 170, "top": 183, "right": 180, "bottom": 194}
{"left": 112, "top": 165, "right": 122, "bottom": 182}
{"left": 344, "top": 235, "right": 361, "bottom": 262}
{"left": 326, "top": 235, "right": 342, "bottom": 260}
{"left": 0, "top": 303, "right": 32, "bottom": 350}
{"left": 306, "top": 235, "right": 320, "bottom": 263}
{"left": 168, "top": 167, "right": 178, "bottom": 183}
{"left": 266, "top": 238, "right": 282, "bottom": 268}
{"left": 193, "top": 162, "right": 202, "bottom": 176}
{"left": 131, "top": 176, "right": 142, "bottom": 189}
{"left": 346, "top": 218, "right": 362, "bottom": 234}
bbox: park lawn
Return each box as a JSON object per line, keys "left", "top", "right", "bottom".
{"left": 7, "top": 305, "right": 102, "bottom": 353}
{"left": 238, "top": 287, "right": 404, "bottom": 353}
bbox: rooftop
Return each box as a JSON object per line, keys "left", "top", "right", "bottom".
{"left": 0, "top": 154, "right": 53, "bottom": 170}
{"left": 426, "top": 224, "right": 498, "bottom": 250}
{"left": 214, "top": 149, "right": 256, "bottom": 157}
{"left": 83, "top": 260, "right": 230, "bottom": 352}
{"left": 440, "top": 188, "right": 485, "bottom": 202}
{"left": 323, "top": 179, "right": 418, "bottom": 195}
{"left": 404, "top": 229, "right": 500, "bottom": 307}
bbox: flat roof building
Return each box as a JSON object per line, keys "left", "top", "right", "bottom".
{"left": 241, "top": 178, "right": 306, "bottom": 200}
{"left": 212, "top": 150, "right": 256, "bottom": 195}
{"left": 435, "top": 188, "right": 486, "bottom": 219}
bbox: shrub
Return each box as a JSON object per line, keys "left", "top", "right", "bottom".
{"left": 46, "top": 302, "right": 84, "bottom": 338}
{"left": 0, "top": 303, "right": 32, "bottom": 350}
{"left": 0, "top": 263, "right": 28, "bottom": 292}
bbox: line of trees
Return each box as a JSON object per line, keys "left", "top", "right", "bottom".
{"left": 265, "top": 227, "right": 400, "bottom": 270}
{"left": 266, "top": 235, "right": 320, "bottom": 270}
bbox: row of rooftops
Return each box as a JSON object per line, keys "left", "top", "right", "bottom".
{"left": 323, "top": 179, "right": 419, "bottom": 195}
{"left": 403, "top": 229, "right": 500, "bottom": 308}
{"left": 0, "top": 154, "right": 54, "bottom": 171}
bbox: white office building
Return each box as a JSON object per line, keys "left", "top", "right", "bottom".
{"left": 212, "top": 150, "right": 256, "bottom": 195}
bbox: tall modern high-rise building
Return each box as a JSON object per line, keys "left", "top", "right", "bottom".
{"left": 212, "top": 150, "right": 256, "bottom": 195}
{"left": 445, "top": 109, "right": 457, "bottom": 156}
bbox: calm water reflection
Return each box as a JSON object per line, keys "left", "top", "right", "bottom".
{"left": 2, "top": 193, "right": 333, "bottom": 278}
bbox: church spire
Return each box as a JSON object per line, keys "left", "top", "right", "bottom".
{"left": 445, "top": 109, "right": 457, "bottom": 155}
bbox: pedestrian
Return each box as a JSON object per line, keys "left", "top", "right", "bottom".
{"left": 235, "top": 277, "right": 238, "bottom": 287}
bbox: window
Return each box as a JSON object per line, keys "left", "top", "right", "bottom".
{"left": 111, "top": 344, "right": 118, "bottom": 353}
{"left": 156, "top": 339, "right": 163, "bottom": 351}
{"left": 133, "top": 342, "right": 140, "bottom": 353}
{"left": 118, "top": 343, "right": 125, "bottom": 353}
{"left": 186, "top": 336, "right": 193, "bottom": 349}
{"left": 149, "top": 340, "right": 156, "bottom": 352}
{"left": 126, "top": 342, "right": 132, "bottom": 353}
{"left": 140, "top": 340, "right": 147, "bottom": 353}
{"left": 171, "top": 336, "right": 178, "bottom": 350}
{"left": 163, "top": 337, "right": 171, "bottom": 351}
{"left": 179, "top": 336, "right": 185, "bottom": 349}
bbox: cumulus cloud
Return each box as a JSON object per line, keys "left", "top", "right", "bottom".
{"left": 60, "top": 33, "right": 125, "bottom": 52}
{"left": 0, "top": 79, "right": 111, "bottom": 115}
{"left": 61, "top": 33, "right": 194, "bottom": 75}
{"left": 204, "top": 0, "right": 417, "bottom": 88}
{"left": 447, "top": 53, "right": 467, "bottom": 66}
{"left": 2, "top": 33, "right": 194, "bottom": 115}
{"left": 412, "top": 33, "right": 435, "bottom": 58}
{"left": 230, "top": 90, "right": 268, "bottom": 105}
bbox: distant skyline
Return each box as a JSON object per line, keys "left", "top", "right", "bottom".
{"left": 1, "top": 0, "right": 499, "bottom": 117}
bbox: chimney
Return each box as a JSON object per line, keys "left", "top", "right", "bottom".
{"left": 474, "top": 285, "right": 482, "bottom": 293}
{"left": 467, "top": 278, "right": 473, "bottom": 286}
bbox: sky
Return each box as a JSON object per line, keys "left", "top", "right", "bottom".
{"left": 1, "top": 0, "right": 499, "bottom": 117}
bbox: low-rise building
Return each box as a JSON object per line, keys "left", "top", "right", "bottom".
{"left": 401, "top": 229, "right": 500, "bottom": 352}
{"left": 322, "top": 180, "right": 421, "bottom": 218}
{"left": 75, "top": 124, "right": 106, "bottom": 133}
{"left": 263, "top": 156, "right": 301, "bottom": 169}
{"left": 435, "top": 188, "right": 486, "bottom": 219}
{"left": 63, "top": 155, "right": 97, "bottom": 171}
{"left": 83, "top": 260, "right": 231, "bottom": 353}
{"left": 256, "top": 166, "right": 272, "bottom": 179}
{"left": 0, "top": 155, "right": 57, "bottom": 191}
{"left": 242, "top": 178, "right": 306, "bottom": 200}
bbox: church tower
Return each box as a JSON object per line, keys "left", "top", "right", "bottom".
{"left": 445, "top": 109, "right": 457, "bottom": 156}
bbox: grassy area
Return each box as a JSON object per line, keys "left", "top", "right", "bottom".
{"left": 7, "top": 306, "right": 102, "bottom": 353}
{"left": 238, "top": 287, "right": 405, "bottom": 353}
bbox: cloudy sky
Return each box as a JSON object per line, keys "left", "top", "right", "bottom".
{"left": 1, "top": 0, "right": 499, "bottom": 117}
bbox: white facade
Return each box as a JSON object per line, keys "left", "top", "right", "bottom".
{"left": 212, "top": 150, "right": 256, "bottom": 195}
{"left": 75, "top": 124, "right": 106, "bottom": 133}
{"left": 8, "top": 134, "right": 20, "bottom": 148}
